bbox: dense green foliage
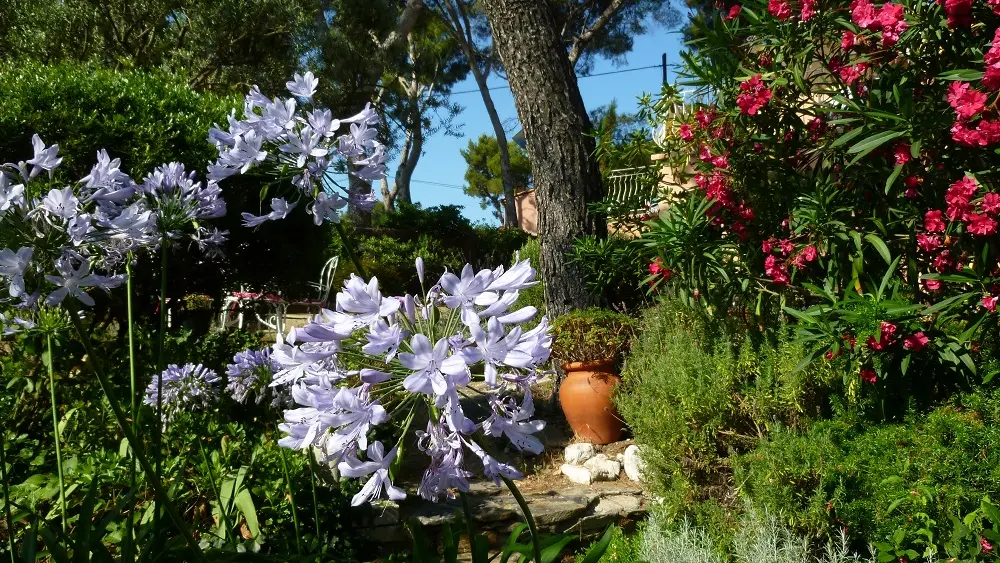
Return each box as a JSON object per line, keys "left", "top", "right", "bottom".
{"left": 332, "top": 204, "right": 530, "bottom": 296}
{"left": 568, "top": 235, "right": 651, "bottom": 312}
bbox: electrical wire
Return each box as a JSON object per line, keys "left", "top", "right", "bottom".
{"left": 448, "top": 63, "right": 665, "bottom": 96}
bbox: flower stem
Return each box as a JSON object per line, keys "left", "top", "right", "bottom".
{"left": 154, "top": 241, "right": 168, "bottom": 536}
{"left": 501, "top": 476, "right": 542, "bottom": 563}
{"left": 68, "top": 312, "right": 204, "bottom": 561}
{"left": 307, "top": 451, "right": 324, "bottom": 552}
{"left": 124, "top": 254, "right": 138, "bottom": 563}
{"left": 46, "top": 334, "right": 67, "bottom": 533}
{"left": 279, "top": 448, "right": 303, "bottom": 555}
{"left": 1, "top": 430, "right": 16, "bottom": 563}
{"left": 333, "top": 222, "right": 367, "bottom": 279}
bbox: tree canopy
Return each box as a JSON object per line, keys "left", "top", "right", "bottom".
{"left": 461, "top": 135, "right": 532, "bottom": 222}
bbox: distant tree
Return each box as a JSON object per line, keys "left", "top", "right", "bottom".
{"left": 380, "top": 12, "right": 468, "bottom": 211}
{"left": 460, "top": 135, "right": 532, "bottom": 222}
{"left": 589, "top": 99, "right": 656, "bottom": 173}
{"left": 0, "top": 0, "right": 317, "bottom": 94}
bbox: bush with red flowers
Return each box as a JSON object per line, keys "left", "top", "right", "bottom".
{"left": 643, "top": 0, "right": 1000, "bottom": 408}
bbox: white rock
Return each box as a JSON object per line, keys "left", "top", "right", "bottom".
{"left": 561, "top": 463, "right": 592, "bottom": 485}
{"left": 584, "top": 454, "right": 621, "bottom": 481}
{"left": 564, "top": 443, "right": 596, "bottom": 465}
{"left": 615, "top": 453, "right": 625, "bottom": 462}
{"left": 593, "top": 494, "right": 643, "bottom": 516}
{"left": 623, "top": 444, "right": 645, "bottom": 482}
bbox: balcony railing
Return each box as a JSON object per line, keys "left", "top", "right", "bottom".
{"left": 605, "top": 166, "right": 657, "bottom": 212}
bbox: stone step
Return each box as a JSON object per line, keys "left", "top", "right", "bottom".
{"left": 356, "top": 482, "right": 648, "bottom": 555}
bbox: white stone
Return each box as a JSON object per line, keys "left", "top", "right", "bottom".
{"left": 615, "top": 453, "right": 625, "bottom": 462}
{"left": 561, "top": 463, "right": 592, "bottom": 485}
{"left": 564, "top": 443, "right": 596, "bottom": 465}
{"left": 593, "top": 494, "right": 643, "bottom": 516}
{"left": 623, "top": 445, "right": 645, "bottom": 482}
{"left": 584, "top": 454, "right": 621, "bottom": 481}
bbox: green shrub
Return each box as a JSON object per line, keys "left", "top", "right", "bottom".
{"left": 737, "top": 388, "right": 1000, "bottom": 550}
{"left": 568, "top": 234, "right": 651, "bottom": 313}
{"left": 514, "top": 237, "right": 546, "bottom": 319}
{"left": 576, "top": 525, "right": 643, "bottom": 563}
{"left": 615, "top": 300, "right": 837, "bottom": 527}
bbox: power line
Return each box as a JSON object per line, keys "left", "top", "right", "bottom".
{"left": 448, "top": 63, "right": 665, "bottom": 96}
{"left": 386, "top": 175, "right": 467, "bottom": 190}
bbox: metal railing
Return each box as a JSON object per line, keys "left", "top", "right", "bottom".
{"left": 605, "top": 166, "right": 657, "bottom": 211}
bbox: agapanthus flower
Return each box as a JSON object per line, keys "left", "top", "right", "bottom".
{"left": 208, "top": 75, "right": 387, "bottom": 226}
{"left": 268, "top": 257, "right": 551, "bottom": 505}
{"left": 144, "top": 363, "right": 220, "bottom": 424}
{"left": 338, "top": 441, "right": 405, "bottom": 506}
{"left": 226, "top": 348, "right": 283, "bottom": 405}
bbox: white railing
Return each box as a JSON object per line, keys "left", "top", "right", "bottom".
{"left": 606, "top": 166, "right": 657, "bottom": 211}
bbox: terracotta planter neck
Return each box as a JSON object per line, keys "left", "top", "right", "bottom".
{"left": 561, "top": 358, "right": 616, "bottom": 373}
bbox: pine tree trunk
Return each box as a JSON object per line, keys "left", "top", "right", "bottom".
{"left": 480, "top": 0, "right": 605, "bottom": 317}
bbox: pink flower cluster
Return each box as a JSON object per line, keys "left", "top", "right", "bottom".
{"left": 736, "top": 75, "right": 773, "bottom": 116}
{"left": 850, "top": 0, "right": 908, "bottom": 46}
{"left": 761, "top": 237, "right": 816, "bottom": 285}
{"left": 926, "top": 175, "right": 999, "bottom": 238}
{"left": 949, "top": 30, "right": 1000, "bottom": 146}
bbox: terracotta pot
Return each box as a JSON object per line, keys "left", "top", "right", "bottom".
{"left": 558, "top": 359, "right": 623, "bottom": 445}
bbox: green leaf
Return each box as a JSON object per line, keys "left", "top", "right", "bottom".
{"left": 885, "top": 165, "right": 903, "bottom": 194}
{"left": 579, "top": 526, "right": 617, "bottom": 563}
{"left": 901, "top": 354, "right": 911, "bottom": 375}
{"left": 540, "top": 535, "right": 576, "bottom": 563}
{"left": 831, "top": 126, "right": 867, "bottom": 148}
{"left": 848, "top": 129, "right": 905, "bottom": 155}
{"left": 865, "top": 234, "right": 892, "bottom": 265}
{"left": 937, "top": 69, "right": 984, "bottom": 81}
{"left": 73, "top": 476, "right": 102, "bottom": 563}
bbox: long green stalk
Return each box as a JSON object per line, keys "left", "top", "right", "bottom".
{"left": 333, "top": 222, "right": 367, "bottom": 279}
{"left": 1, "top": 431, "right": 16, "bottom": 563}
{"left": 279, "top": 448, "right": 303, "bottom": 555}
{"left": 501, "top": 476, "right": 542, "bottom": 563}
{"left": 124, "top": 255, "right": 138, "bottom": 563}
{"left": 154, "top": 242, "right": 168, "bottom": 536}
{"left": 307, "top": 452, "right": 323, "bottom": 552}
{"left": 46, "top": 334, "right": 67, "bottom": 533}
{"left": 68, "top": 313, "right": 204, "bottom": 561}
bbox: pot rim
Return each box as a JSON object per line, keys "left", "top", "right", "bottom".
{"left": 561, "top": 358, "right": 616, "bottom": 373}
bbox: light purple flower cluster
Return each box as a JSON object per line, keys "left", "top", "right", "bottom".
{"left": 268, "top": 257, "right": 551, "bottom": 506}
{"left": 226, "top": 348, "right": 284, "bottom": 406}
{"left": 0, "top": 136, "right": 228, "bottom": 313}
{"left": 144, "top": 363, "right": 221, "bottom": 423}
{"left": 206, "top": 71, "right": 387, "bottom": 228}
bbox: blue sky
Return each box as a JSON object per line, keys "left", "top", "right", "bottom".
{"left": 390, "top": 25, "right": 687, "bottom": 224}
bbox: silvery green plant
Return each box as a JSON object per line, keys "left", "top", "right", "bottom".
{"left": 269, "top": 256, "right": 552, "bottom": 506}
{"left": 207, "top": 71, "right": 387, "bottom": 227}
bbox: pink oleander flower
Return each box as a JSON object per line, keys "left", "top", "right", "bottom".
{"left": 903, "top": 332, "right": 929, "bottom": 351}
{"left": 948, "top": 82, "right": 987, "bottom": 120}
{"left": 924, "top": 210, "right": 946, "bottom": 232}
{"left": 860, "top": 368, "right": 878, "bottom": 383}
